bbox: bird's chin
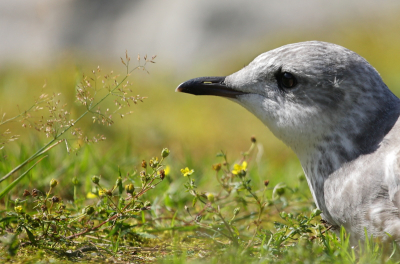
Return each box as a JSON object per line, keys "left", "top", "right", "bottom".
{"left": 176, "top": 76, "right": 249, "bottom": 99}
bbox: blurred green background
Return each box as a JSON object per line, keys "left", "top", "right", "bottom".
{"left": 1, "top": 1, "right": 400, "bottom": 199}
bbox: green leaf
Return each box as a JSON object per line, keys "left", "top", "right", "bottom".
{"left": 23, "top": 226, "right": 36, "bottom": 245}
{"left": 141, "top": 211, "right": 146, "bottom": 223}
{"left": 192, "top": 196, "right": 198, "bottom": 207}
{"left": 231, "top": 225, "right": 240, "bottom": 236}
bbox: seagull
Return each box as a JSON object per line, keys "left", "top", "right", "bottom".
{"left": 176, "top": 41, "right": 400, "bottom": 243}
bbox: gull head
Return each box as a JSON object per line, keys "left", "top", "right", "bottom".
{"left": 177, "top": 41, "right": 400, "bottom": 240}
{"left": 176, "top": 41, "right": 398, "bottom": 161}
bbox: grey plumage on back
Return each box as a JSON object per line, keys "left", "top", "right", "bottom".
{"left": 176, "top": 41, "right": 400, "bottom": 243}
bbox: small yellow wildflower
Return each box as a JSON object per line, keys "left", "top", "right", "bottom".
{"left": 86, "top": 192, "right": 97, "bottom": 199}
{"left": 98, "top": 189, "right": 106, "bottom": 196}
{"left": 125, "top": 184, "right": 135, "bottom": 194}
{"left": 164, "top": 165, "right": 171, "bottom": 176}
{"left": 231, "top": 161, "right": 247, "bottom": 175}
{"left": 14, "top": 205, "right": 23, "bottom": 213}
{"left": 181, "top": 167, "right": 194, "bottom": 177}
{"left": 206, "top": 193, "right": 215, "bottom": 203}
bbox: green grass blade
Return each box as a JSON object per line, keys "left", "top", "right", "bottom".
{"left": 0, "top": 156, "right": 47, "bottom": 200}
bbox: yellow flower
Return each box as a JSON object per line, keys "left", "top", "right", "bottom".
{"left": 86, "top": 192, "right": 97, "bottom": 199}
{"left": 98, "top": 189, "right": 106, "bottom": 196}
{"left": 164, "top": 165, "right": 171, "bottom": 176}
{"left": 180, "top": 167, "right": 194, "bottom": 177}
{"left": 232, "top": 161, "right": 247, "bottom": 175}
{"left": 14, "top": 205, "right": 23, "bottom": 213}
{"left": 158, "top": 165, "right": 170, "bottom": 176}
{"left": 206, "top": 193, "right": 215, "bottom": 203}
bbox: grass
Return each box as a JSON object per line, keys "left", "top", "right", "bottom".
{"left": 1, "top": 31, "right": 400, "bottom": 263}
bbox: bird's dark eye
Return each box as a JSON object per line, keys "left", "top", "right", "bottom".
{"left": 280, "top": 72, "right": 297, "bottom": 89}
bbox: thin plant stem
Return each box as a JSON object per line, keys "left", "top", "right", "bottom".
{"left": 0, "top": 71, "right": 135, "bottom": 184}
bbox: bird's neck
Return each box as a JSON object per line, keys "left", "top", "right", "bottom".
{"left": 302, "top": 96, "right": 400, "bottom": 178}
{"left": 297, "top": 95, "right": 400, "bottom": 214}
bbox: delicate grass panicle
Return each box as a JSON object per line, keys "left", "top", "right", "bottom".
{"left": 1, "top": 54, "right": 400, "bottom": 263}
{"left": 0, "top": 52, "right": 155, "bottom": 196}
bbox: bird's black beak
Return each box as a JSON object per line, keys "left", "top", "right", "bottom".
{"left": 176, "top": 76, "right": 247, "bottom": 98}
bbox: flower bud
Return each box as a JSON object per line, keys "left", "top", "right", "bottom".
{"left": 280, "top": 211, "right": 287, "bottom": 218}
{"left": 206, "top": 193, "right": 215, "bottom": 203}
{"left": 159, "top": 169, "right": 165, "bottom": 180}
{"left": 41, "top": 204, "right": 48, "bottom": 212}
{"left": 91, "top": 175, "right": 100, "bottom": 184}
{"left": 149, "top": 157, "right": 159, "bottom": 168}
{"left": 83, "top": 206, "right": 95, "bottom": 215}
{"left": 251, "top": 136, "right": 256, "bottom": 143}
{"left": 264, "top": 180, "right": 270, "bottom": 187}
{"left": 276, "top": 187, "right": 285, "bottom": 196}
{"left": 312, "top": 208, "right": 322, "bottom": 217}
{"left": 125, "top": 183, "right": 135, "bottom": 194}
{"left": 32, "top": 188, "right": 39, "bottom": 197}
{"left": 51, "top": 196, "right": 60, "bottom": 203}
{"left": 115, "top": 177, "right": 122, "bottom": 188}
{"left": 161, "top": 148, "right": 170, "bottom": 158}
{"left": 195, "top": 215, "right": 202, "bottom": 222}
{"left": 212, "top": 163, "right": 221, "bottom": 171}
{"left": 50, "top": 179, "right": 58, "bottom": 188}
{"left": 233, "top": 207, "right": 240, "bottom": 216}
{"left": 298, "top": 174, "right": 306, "bottom": 182}
{"left": 141, "top": 160, "right": 147, "bottom": 169}
{"left": 23, "top": 189, "right": 31, "bottom": 197}
{"left": 72, "top": 176, "right": 79, "bottom": 185}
